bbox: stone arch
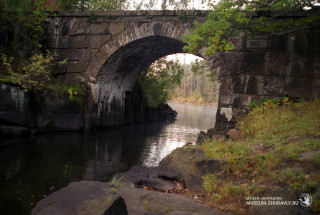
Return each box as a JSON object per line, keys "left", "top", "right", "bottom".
{"left": 86, "top": 22, "right": 197, "bottom": 128}
{"left": 85, "top": 21, "right": 192, "bottom": 82}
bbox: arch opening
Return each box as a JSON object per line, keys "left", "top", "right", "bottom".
{"left": 92, "top": 36, "right": 187, "bottom": 127}
{"left": 97, "top": 36, "right": 185, "bottom": 91}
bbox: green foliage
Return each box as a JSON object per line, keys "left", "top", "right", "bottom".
{"left": 138, "top": 58, "right": 184, "bottom": 107}
{"left": 0, "top": 0, "right": 56, "bottom": 57}
{"left": 239, "top": 97, "right": 319, "bottom": 139}
{"left": 0, "top": 0, "right": 88, "bottom": 107}
{"left": 202, "top": 174, "right": 218, "bottom": 194}
{"left": 200, "top": 98, "right": 320, "bottom": 212}
{"left": 248, "top": 97, "right": 288, "bottom": 108}
{"left": 0, "top": 52, "right": 86, "bottom": 103}
{"left": 172, "top": 59, "right": 218, "bottom": 104}
{"left": 110, "top": 175, "right": 125, "bottom": 187}
{"left": 110, "top": 175, "right": 130, "bottom": 192}
{"left": 1, "top": 51, "right": 55, "bottom": 92}
{"left": 203, "top": 173, "right": 264, "bottom": 208}
{"left": 59, "top": 0, "right": 130, "bottom": 11}
{"left": 182, "top": 0, "right": 320, "bottom": 56}
{"left": 1, "top": 51, "right": 61, "bottom": 92}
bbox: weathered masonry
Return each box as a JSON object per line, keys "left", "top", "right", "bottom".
{"left": 46, "top": 10, "right": 320, "bottom": 132}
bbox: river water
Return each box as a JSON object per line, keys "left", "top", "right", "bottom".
{"left": 0, "top": 102, "right": 217, "bottom": 214}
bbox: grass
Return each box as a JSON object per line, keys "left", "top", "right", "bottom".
{"left": 200, "top": 98, "right": 320, "bottom": 213}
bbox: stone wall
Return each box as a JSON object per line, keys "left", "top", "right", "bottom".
{"left": 0, "top": 83, "right": 33, "bottom": 126}
{"left": 46, "top": 11, "right": 207, "bottom": 128}
{"left": 0, "top": 83, "right": 84, "bottom": 131}
{"left": 210, "top": 29, "right": 320, "bottom": 133}
{"left": 0, "top": 83, "right": 176, "bottom": 132}
{"left": 46, "top": 11, "right": 320, "bottom": 132}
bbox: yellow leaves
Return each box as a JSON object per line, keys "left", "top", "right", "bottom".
{"left": 1, "top": 51, "right": 59, "bottom": 92}
{"left": 67, "top": 89, "right": 78, "bottom": 100}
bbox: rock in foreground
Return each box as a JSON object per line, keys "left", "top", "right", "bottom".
{"left": 32, "top": 181, "right": 226, "bottom": 215}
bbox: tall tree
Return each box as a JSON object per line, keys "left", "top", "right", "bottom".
{"left": 172, "top": 59, "right": 218, "bottom": 104}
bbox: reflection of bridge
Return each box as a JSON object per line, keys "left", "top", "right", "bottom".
{"left": 47, "top": 10, "right": 320, "bottom": 132}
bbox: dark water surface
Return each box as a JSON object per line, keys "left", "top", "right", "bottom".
{"left": 0, "top": 102, "right": 217, "bottom": 214}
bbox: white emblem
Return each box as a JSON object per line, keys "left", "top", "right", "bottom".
{"left": 299, "top": 193, "right": 312, "bottom": 207}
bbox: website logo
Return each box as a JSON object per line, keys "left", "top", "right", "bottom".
{"left": 299, "top": 194, "right": 312, "bottom": 207}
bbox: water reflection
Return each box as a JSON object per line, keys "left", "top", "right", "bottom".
{"left": 0, "top": 103, "right": 217, "bottom": 215}
{"left": 141, "top": 102, "right": 217, "bottom": 167}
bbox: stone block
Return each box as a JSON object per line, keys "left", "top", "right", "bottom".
{"left": 284, "top": 77, "right": 312, "bottom": 99}
{"left": 67, "top": 61, "right": 89, "bottom": 73}
{"left": 233, "top": 74, "right": 249, "bottom": 94}
{"left": 293, "top": 30, "right": 308, "bottom": 53}
{"left": 311, "top": 79, "right": 320, "bottom": 96}
{"left": 244, "top": 75, "right": 285, "bottom": 97}
{"left": 86, "top": 35, "right": 110, "bottom": 48}
{"left": 267, "top": 34, "right": 287, "bottom": 52}
{"left": 240, "top": 52, "right": 266, "bottom": 75}
{"left": 218, "top": 106, "right": 233, "bottom": 122}
{"left": 70, "top": 35, "right": 86, "bottom": 48}
{"left": 307, "top": 30, "right": 318, "bottom": 54}
{"left": 260, "top": 75, "right": 286, "bottom": 97}
{"left": 264, "top": 52, "right": 288, "bottom": 76}
{"left": 108, "top": 22, "right": 124, "bottom": 34}
{"left": 317, "top": 30, "right": 320, "bottom": 53}
{"left": 218, "top": 94, "right": 233, "bottom": 106}
{"left": 245, "top": 76, "right": 259, "bottom": 95}
{"left": 291, "top": 54, "right": 316, "bottom": 78}
{"left": 48, "top": 36, "right": 69, "bottom": 48}
{"left": 89, "top": 23, "right": 109, "bottom": 35}
{"left": 314, "top": 54, "right": 320, "bottom": 78}
{"left": 231, "top": 94, "right": 252, "bottom": 108}
{"left": 67, "top": 18, "right": 90, "bottom": 35}
{"left": 219, "top": 77, "right": 233, "bottom": 94}
{"left": 61, "top": 20, "right": 69, "bottom": 35}
{"left": 62, "top": 49, "right": 94, "bottom": 61}
{"left": 62, "top": 73, "right": 88, "bottom": 86}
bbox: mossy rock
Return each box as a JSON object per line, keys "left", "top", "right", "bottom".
{"left": 158, "top": 146, "right": 225, "bottom": 196}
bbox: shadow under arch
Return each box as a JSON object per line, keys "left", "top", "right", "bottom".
{"left": 90, "top": 35, "right": 189, "bottom": 127}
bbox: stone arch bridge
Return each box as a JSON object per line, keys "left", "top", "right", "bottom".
{"left": 47, "top": 10, "right": 320, "bottom": 132}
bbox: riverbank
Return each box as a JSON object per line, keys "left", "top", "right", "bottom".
{"left": 32, "top": 98, "right": 320, "bottom": 214}
{"left": 198, "top": 98, "right": 320, "bottom": 214}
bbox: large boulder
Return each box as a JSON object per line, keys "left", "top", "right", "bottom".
{"left": 32, "top": 181, "right": 226, "bottom": 215}
{"left": 196, "top": 131, "right": 207, "bottom": 145}
{"left": 158, "top": 146, "right": 225, "bottom": 196}
{"left": 32, "top": 181, "right": 127, "bottom": 215}
{"left": 117, "top": 165, "right": 177, "bottom": 191}
{"left": 116, "top": 185, "right": 225, "bottom": 215}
